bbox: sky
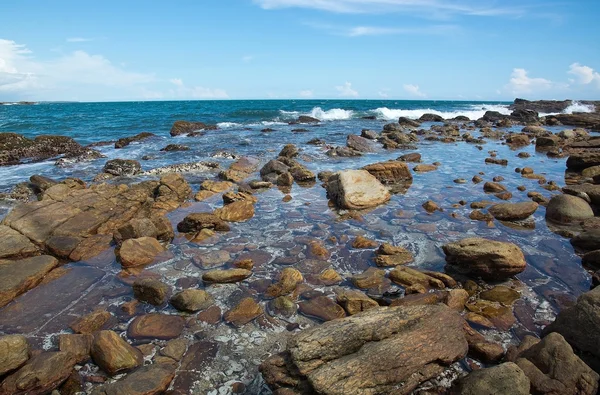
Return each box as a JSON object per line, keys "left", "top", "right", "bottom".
{"left": 1, "top": 0, "right": 599, "bottom": 102}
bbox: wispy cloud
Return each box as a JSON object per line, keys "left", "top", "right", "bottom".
{"left": 255, "top": 0, "right": 527, "bottom": 18}
{"left": 403, "top": 84, "right": 426, "bottom": 98}
{"left": 347, "top": 24, "right": 458, "bottom": 36}
{"left": 168, "top": 78, "right": 229, "bottom": 99}
{"left": 335, "top": 82, "right": 359, "bottom": 97}
{"left": 242, "top": 55, "right": 254, "bottom": 63}
{"left": 66, "top": 37, "right": 94, "bottom": 43}
{"left": 569, "top": 63, "right": 600, "bottom": 89}
{"left": 505, "top": 68, "right": 553, "bottom": 95}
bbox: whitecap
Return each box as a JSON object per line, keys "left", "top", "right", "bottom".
{"left": 372, "top": 104, "right": 511, "bottom": 121}
{"left": 217, "top": 122, "right": 242, "bottom": 128}
{"left": 539, "top": 101, "right": 596, "bottom": 116}
{"left": 308, "top": 107, "right": 353, "bottom": 120}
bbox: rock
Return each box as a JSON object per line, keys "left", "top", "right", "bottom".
{"left": 422, "top": 200, "right": 441, "bottom": 213}
{"left": 103, "top": 159, "right": 142, "bottom": 177}
{"left": 347, "top": 135, "right": 376, "bottom": 152}
{"left": 279, "top": 144, "right": 299, "bottom": 158}
{"left": 483, "top": 182, "right": 507, "bottom": 193}
{"left": 362, "top": 161, "right": 412, "bottom": 184}
{"left": 398, "top": 117, "right": 421, "bottom": 127}
{"left": 335, "top": 289, "right": 378, "bottom": 315}
{"left": 266, "top": 268, "right": 303, "bottom": 297}
{"left": 298, "top": 295, "right": 346, "bottom": 321}
{"left": 115, "top": 132, "right": 156, "bottom": 149}
{"left": 191, "top": 250, "right": 230, "bottom": 269}
{"left": 214, "top": 200, "right": 255, "bottom": 222}
{"left": 170, "top": 289, "right": 214, "bottom": 312}
{"left": 515, "top": 332, "right": 599, "bottom": 395}
{"left": 361, "top": 129, "right": 379, "bottom": 139}
{"left": 291, "top": 115, "right": 320, "bottom": 124}
{"left": 0, "top": 225, "right": 39, "bottom": 259}
{"left": 127, "top": 313, "right": 185, "bottom": 340}
{"left": 177, "top": 213, "right": 230, "bottom": 233}
{"left": 91, "top": 363, "right": 176, "bottom": 395}
{"left": 160, "top": 143, "right": 189, "bottom": 152}
{"left": 511, "top": 108, "right": 539, "bottom": 123}
{"left": 454, "top": 362, "right": 530, "bottom": 395}
{"left": 326, "top": 146, "right": 362, "bottom": 157}
{"left": 413, "top": 164, "right": 437, "bottom": 172}
{"left": 161, "top": 338, "right": 187, "bottom": 361}
{"left": 582, "top": 165, "right": 600, "bottom": 178}
{"left": 446, "top": 289, "right": 469, "bottom": 311}
{"left": 488, "top": 201, "right": 539, "bottom": 221}
{"left": 482, "top": 111, "right": 508, "bottom": 123}
{"left": 480, "top": 286, "right": 520, "bottom": 305}
{"left": 545, "top": 194, "right": 594, "bottom": 224}
{"left": 325, "top": 170, "right": 391, "bottom": 210}
{"left": 224, "top": 297, "right": 263, "bottom": 327}
{"left": 398, "top": 152, "right": 421, "bottom": 162}
{"left": 264, "top": 304, "right": 467, "bottom": 395}
{"left": 290, "top": 164, "right": 316, "bottom": 183}
{"left": 269, "top": 296, "right": 297, "bottom": 317}
{"left": 388, "top": 266, "right": 445, "bottom": 290}
{"left": 0, "top": 255, "right": 58, "bottom": 308}
{"left": 133, "top": 278, "right": 170, "bottom": 305}
{"left": 443, "top": 238, "right": 526, "bottom": 280}
{"left": 351, "top": 235, "right": 378, "bottom": 249}
{"left": 374, "top": 243, "right": 414, "bottom": 267}
{"left": 91, "top": 331, "right": 142, "bottom": 376}
{"left": 0, "top": 133, "right": 87, "bottom": 166}
{"left": 567, "top": 153, "right": 600, "bottom": 171}
{"left": 0, "top": 334, "right": 29, "bottom": 376}
{"left": 463, "top": 323, "right": 504, "bottom": 363}
{"left": 202, "top": 269, "right": 252, "bottom": 283}
{"left": 70, "top": 309, "right": 113, "bottom": 334}
{"left": 485, "top": 157, "right": 508, "bottom": 166}
{"left": 420, "top": 113, "right": 445, "bottom": 122}
{"left": 169, "top": 120, "right": 217, "bottom": 136}
{"left": 0, "top": 351, "right": 77, "bottom": 395}
{"left": 543, "top": 286, "right": 600, "bottom": 371}
{"left": 563, "top": 184, "right": 600, "bottom": 205}
{"left": 59, "top": 334, "right": 92, "bottom": 364}
{"left": 260, "top": 159, "right": 289, "bottom": 179}
{"left": 117, "top": 237, "right": 166, "bottom": 268}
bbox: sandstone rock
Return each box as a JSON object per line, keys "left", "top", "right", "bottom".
{"left": 563, "top": 183, "right": 600, "bottom": 205}
{"left": 0, "top": 255, "right": 58, "bottom": 308}
{"left": 160, "top": 338, "right": 188, "bottom": 361}
{"left": 133, "top": 278, "right": 170, "bottom": 305}
{"left": 266, "top": 268, "right": 303, "bottom": 298}
{"left": 446, "top": 289, "right": 469, "bottom": 311}
{"left": 480, "top": 286, "right": 520, "bottom": 305}
{"left": 0, "top": 351, "right": 77, "bottom": 395}
{"left": 214, "top": 200, "right": 255, "bottom": 222}
{"left": 388, "top": 266, "right": 445, "bottom": 290}
{"left": 398, "top": 152, "right": 421, "bottom": 162}
{"left": 0, "top": 225, "right": 38, "bottom": 259}
{"left": 545, "top": 194, "right": 594, "bottom": 224}
{"left": 203, "top": 269, "right": 252, "bottom": 283}
{"left": 443, "top": 238, "right": 526, "bottom": 280}
{"left": 465, "top": 300, "right": 516, "bottom": 330}
{"left": 269, "top": 296, "right": 297, "bottom": 318}
{"left": 91, "top": 331, "right": 142, "bottom": 376}
{"left": 463, "top": 323, "right": 504, "bottom": 363}
{"left": 118, "top": 237, "right": 167, "bottom": 268}
{"left": 160, "top": 143, "right": 189, "bottom": 152}
{"left": 515, "top": 332, "right": 599, "bottom": 395}
{"left": 362, "top": 161, "right": 413, "bottom": 185}
{"left": 326, "top": 170, "right": 391, "bottom": 210}
{"left": 347, "top": 135, "right": 376, "bottom": 152}
{"left": 374, "top": 243, "right": 413, "bottom": 267}
{"left": 351, "top": 235, "right": 378, "bottom": 249}
{"left": 0, "top": 334, "right": 29, "bottom": 376}
{"left": 264, "top": 304, "right": 467, "bottom": 395}
{"left": 0, "top": 133, "right": 86, "bottom": 166}
{"left": 413, "top": 164, "right": 437, "bottom": 172}
{"left": 91, "top": 363, "right": 176, "bottom": 395}
{"left": 454, "top": 362, "right": 529, "bottom": 395}
{"left": 127, "top": 313, "right": 185, "bottom": 340}
{"left": 177, "top": 213, "right": 230, "bottom": 233}
{"left": 483, "top": 182, "right": 507, "bottom": 193}
{"left": 567, "top": 153, "right": 600, "bottom": 170}
{"left": 59, "top": 334, "right": 92, "bottom": 364}
{"left": 170, "top": 289, "right": 214, "bottom": 312}
{"left": 350, "top": 267, "right": 386, "bottom": 289}
{"left": 299, "top": 296, "right": 346, "bottom": 322}
{"left": 335, "top": 289, "right": 378, "bottom": 315}
{"left": 70, "top": 309, "right": 113, "bottom": 334}
{"left": 224, "top": 297, "right": 263, "bottom": 327}
{"left": 488, "top": 201, "right": 539, "bottom": 221}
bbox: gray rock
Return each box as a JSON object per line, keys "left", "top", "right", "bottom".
{"left": 455, "top": 362, "right": 530, "bottom": 395}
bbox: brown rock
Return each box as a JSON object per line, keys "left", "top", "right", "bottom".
{"left": 91, "top": 363, "right": 176, "bottom": 395}
{"left": 298, "top": 296, "right": 346, "bottom": 321}
{"left": 91, "top": 330, "right": 142, "bottom": 376}
{"left": 117, "top": 237, "right": 166, "bottom": 268}
{"left": 362, "top": 161, "right": 412, "bottom": 184}
{"left": 59, "top": 334, "right": 92, "bottom": 363}
{"left": 0, "top": 255, "right": 58, "bottom": 308}
{"left": 0, "top": 334, "right": 29, "bottom": 376}
{"left": 351, "top": 236, "right": 378, "bottom": 249}
{"left": 266, "top": 268, "right": 303, "bottom": 297}
{"left": 176, "top": 212, "right": 230, "bottom": 233}
{"left": 0, "top": 225, "right": 38, "bottom": 259}
{"left": 202, "top": 268, "right": 252, "bottom": 283}
{"left": 454, "top": 362, "right": 530, "bottom": 395}
{"left": 325, "top": 170, "right": 391, "bottom": 210}
{"left": 70, "top": 309, "right": 113, "bottom": 334}
{"left": 215, "top": 200, "right": 255, "bottom": 222}
{"left": 480, "top": 286, "right": 520, "bottom": 305}
{"left": 127, "top": 314, "right": 185, "bottom": 341}
{"left": 483, "top": 182, "right": 507, "bottom": 193}
{"left": 224, "top": 298, "right": 263, "bottom": 327}
{"left": 197, "top": 305, "right": 222, "bottom": 325}
{"left": 351, "top": 267, "right": 386, "bottom": 289}
{"left": 132, "top": 278, "right": 170, "bottom": 305}
{"left": 335, "top": 289, "right": 379, "bottom": 315}
{"left": 388, "top": 266, "right": 445, "bottom": 290}
{"left": 170, "top": 289, "right": 214, "bottom": 312}
{"left": 488, "top": 201, "right": 539, "bottom": 221}
{"left": 413, "top": 164, "right": 437, "bottom": 172}
{"left": 445, "top": 289, "right": 469, "bottom": 311}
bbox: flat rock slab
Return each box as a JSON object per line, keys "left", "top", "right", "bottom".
{"left": 0, "top": 255, "right": 59, "bottom": 308}
{"left": 170, "top": 341, "right": 219, "bottom": 393}
{"left": 127, "top": 314, "right": 185, "bottom": 340}
{"left": 0, "top": 225, "right": 38, "bottom": 259}
{"left": 488, "top": 202, "right": 538, "bottom": 221}
{"left": 0, "top": 266, "right": 105, "bottom": 334}
{"left": 92, "top": 363, "right": 176, "bottom": 395}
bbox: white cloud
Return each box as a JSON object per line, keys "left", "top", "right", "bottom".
{"left": 168, "top": 78, "right": 229, "bottom": 99}
{"left": 378, "top": 89, "right": 390, "bottom": 98}
{"left": 254, "top": 0, "right": 525, "bottom": 17}
{"left": 242, "top": 55, "right": 254, "bottom": 63}
{"left": 299, "top": 89, "right": 313, "bottom": 98}
{"left": 335, "top": 81, "right": 358, "bottom": 97}
{"left": 505, "top": 68, "right": 552, "bottom": 95}
{"left": 66, "top": 37, "right": 93, "bottom": 43}
{"left": 346, "top": 24, "right": 457, "bottom": 37}
{"left": 403, "top": 84, "right": 426, "bottom": 98}
{"left": 568, "top": 63, "right": 600, "bottom": 88}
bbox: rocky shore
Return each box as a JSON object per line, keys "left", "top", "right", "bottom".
{"left": 0, "top": 99, "right": 600, "bottom": 394}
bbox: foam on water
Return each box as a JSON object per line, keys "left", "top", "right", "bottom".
{"left": 561, "top": 101, "right": 595, "bottom": 114}
{"left": 372, "top": 104, "right": 511, "bottom": 120}
{"left": 308, "top": 107, "right": 354, "bottom": 120}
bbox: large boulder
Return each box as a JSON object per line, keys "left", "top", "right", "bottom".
{"left": 362, "top": 161, "right": 413, "bottom": 184}
{"left": 346, "top": 135, "right": 376, "bottom": 153}
{"left": 169, "top": 120, "right": 217, "bottom": 137}
{"left": 488, "top": 201, "right": 539, "bottom": 221}
{"left": 261, "top": 305, "right": 467, "bottom": 395}
{"left": 326, "top": 170, "right": 391, "bottom": 210}
{"left": 567, "top": 153, "right": 600, "bottom": 171}
{"left": 442, "top": 238, "right": 526, "bottom": 280}
{"left": 0, "top": 133, "right": 85, "bottom": 166}
{"left": 563, "top": 184, "right": 600, "bottom": 205}
{"left": 454, "top": 362, "right": 530, "bottom": 395}
{"left": 543, "top": 287, "right": 600, "bottom": 372}
{"left": 116, "top": 237, "right": 166, "bottom": 268}
{"left": 545, "top": 194, "right": 594, "bottom": 224}
{"left": 515, "top": 333, "right": 599, "bottom": 395}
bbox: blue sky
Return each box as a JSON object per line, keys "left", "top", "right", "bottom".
{"left": 1, "top": 0, "right": 599, "bottom": 101}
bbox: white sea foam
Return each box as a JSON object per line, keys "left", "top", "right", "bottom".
{"left": 308, "top": 107, "right": 354, "bottom": 120}
{"left": 372, "top": 104, "right": 511, "bottom": 121}
{"left": 217, "top": 122, "right": 242, "bottom": 128}
{"left": 562, "top": 101, "right": 595, "bottom": 114}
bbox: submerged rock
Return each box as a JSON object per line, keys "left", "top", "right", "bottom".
{"left": 326, "top": 170, "right": 391, "bottom": 210}
{"left": 0, "top": 255, "right": 59, "bottom": 308}
{"left": 92, "top": 363, "right": 176, "bottom": 395}
{"left": 115, "top": 132, "right": 156, "bottom": 149}
{"left": 117, "top": 237, "right": 166, "bottom": 268}
{"left": 488, "top": 201, "right": 538, "bottom": 221}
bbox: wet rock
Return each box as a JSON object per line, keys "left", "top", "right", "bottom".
{"left": 279, "top": 144, "right": 299, "bottom": 158}
{"left": 543, "top": 286, "right": 600, "bottom": 371}
{"left": 545, "top": 194, "right": 594, "bottom": 224}
{"left": 515, "top": 332, "right": 599, "bottom": 395}
{"left": 351, "top": 267, "right": 386, "bottom": 289}
{"left": 103, "top": 159, "right": 142, "bottom": 177}
{"left": 260, "top": 159, "right": 289, "bottom": 180}
{"left": 326, "top": 170, "right": 391, "bottom": 210}
{"left": 91, "top": 363, "right": 176, "bottom": 395}
{"left": 202, "top": 268, "right": 252, "bottom": 283}
{"left": 117, "top": 237, "right": 166, "bottom": 268}
{"left": 454, "top": 362, "right": 529, "bottom": 395}
{"left": 563, "top": 183, "right": 600, "bottom": 205}
{"left": 351, "top": 235, "right": 378, "bottom": 249}
{"left": 170, "top": 120, "right": 217, "bottom": 136}
{"left": 70, "top": 309, "right": 113, "bottom": 334}
{"left": 177, "top": 212, "right": 230, "bottom": 233}
{"left": 388, "top": 266, "right": 445, "bottom": 290}
{"left": 398, "top": 152, "right": 421, "bottom": 162}
{"left": 219, "top": 156, "right": 260, "bottom": 182}
{"left": 91, "top": 330, "right": 142, "bottom": 375}
{"left": 335, "top": 289, "right": 378, "bottom": 315}
{"left": 0, "top": 334, "right": 29, "bottom": 376}
{"left": 374, "top": 243, "right": 413, "bottom": 267}
{"left": 446, "top": 289, "right": 469, "bottom": 311}
{"left": 483, "top": 181, "right": 507, "bottom": 193}
{"left": 480, "top": 285, "right": 520, "bottom": 305}
{"left": 347, "top": 134, "right": 376, "bottom": 152}
{"left": 266, "top": 268, "right": 303, "bottom": 297}
{"left": 420, "top": 113, "right": 445, "bottom": 122}
{"left": 224, "top": 297, "right": 263, "bottom": 327}
{"left": 488, "top": 201, "right": 538, "bottom": 221}
{"left": 170, "top": 289, "right": 214, "bottom": 312}
{"left": 115, "top": 132, "right": 156, "bottom": 149}
{"left": 326, "top": 146, "right": 362, "bottom": 157}
{"left": 269, "top": 296, "right": 297, "bottom": 317}
{"left": 443, "top": 238, "right": 526, "bottom": 280}
{"left": 465, "top": 300, "right": 516, "bottom": 330}
{"left": 0, "top": 255, "right": 58, "bottom": 308}
{"left": 485, "top": 157, "right": 508, "bottom": 166}
{"left": 362, "top": 161, "right": 412, "bottom": 185}
{"left": 298, "top": 295, "right": 346, "bottom": 322}
{"left": 291, "top": 115, "right": 320, "bottom": 124}
{"left": 192, "top": 250, "right": 231, "bottom": 269}
{"left": 361, "top": 129, "right": 379, "bottom": 139}
{"left": 0, "top": 225, "right": 39, "bottom": 259}
{"left": 160, "top": 338, "right": 187, "bottom": 361}
{"left": 0, "top": 133, "right": 86, "bottom": 166}
{"left": 413, "top": 164, "right": 437, "bottom": 172}
{"left": 214, "top": 200, "right": 255, "bottom": 222}
{"left": 0, "top": 351, "right": 77, "bottom": 394}
{"left": 160, "top": 143, "right": 189, "bottom": 152}
{"left": 536, "top": 135, "right": 561, "bottom": 149}
{"left": 133, "top": 278, "right": 170, "bottom": 306}
{"left": 263, "top": 304, "right": 467, "bottom": 395}
{"left": 59, "top": 334, "right": 92, "bottom": 364}
{"left": 127, "top": 313, "right": 185, "bottom": 341}
{"left": 463, "top": 323, "right": 504, "bottom": 363}
{"left": 422, "top": 200, "right": 441, "bottom": 213}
